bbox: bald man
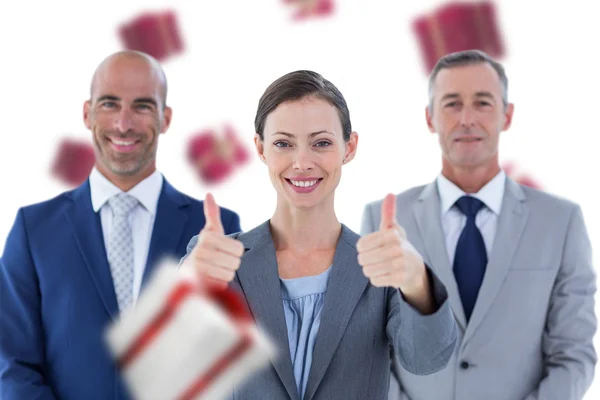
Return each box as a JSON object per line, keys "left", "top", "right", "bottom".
{"left": 0, "top": 51, "right": 242, "bottom": 400}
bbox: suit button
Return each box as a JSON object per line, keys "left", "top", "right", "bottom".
{"left": 460, "top": 361, "right": 470, "bottom": 370}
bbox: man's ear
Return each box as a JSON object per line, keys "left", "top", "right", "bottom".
{"left": 160, "top": 106, "right": 173, "bottom": 133}
{"left": 426, "top": 106, "right": 436, "bottom": 134}
{"left": 502, "top": 103, "right": 515, "bottom": 131}
{"left": 83, "top": 100, "right": 92, "bottom": 130}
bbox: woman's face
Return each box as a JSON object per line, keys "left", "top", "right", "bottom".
{"left": 255, "top": 96, "right": 357, "bottom": 210}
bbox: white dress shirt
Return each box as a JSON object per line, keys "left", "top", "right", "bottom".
{"left": 436, "top": 170, "right": 506, "bottom": 266}
{"left": 89, "top": 167, "right": 163, "bottom": 304}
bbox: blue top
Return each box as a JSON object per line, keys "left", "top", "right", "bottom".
{"left": 280, "top": 266, "right": 332, "bottom": 400}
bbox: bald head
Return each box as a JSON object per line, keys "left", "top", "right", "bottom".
{"left": 90, "top": 50, "right": 168, "bottom": 108}
{"left": 83, "top": 50, "right": 174, "bottom": 189}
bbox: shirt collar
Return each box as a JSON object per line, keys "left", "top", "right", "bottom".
{"left": 89, "top": 167, "right": 163, "bottom": 215}
{"left": 436, "top": 169, "right": 506, "bottom": 215}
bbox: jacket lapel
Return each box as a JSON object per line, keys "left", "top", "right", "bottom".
{"left": 303, "top": 225, "right": 369, "bottom": 400}
{"left": 235, "top": 222, "right": 300, "bottom": 400}
{"left": 64, "top": 180, "right": 119, "bottom": 320}
{"left": 462, "top": 178, "right": 528, "bottom": 344}
{"left": 413, "top": 182, "right": 467, "bottom": 330}
{"left": 142, "top": 179, "right": 191, "bottom": 287}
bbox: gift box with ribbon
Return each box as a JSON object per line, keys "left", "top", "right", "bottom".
{"left": 119, "top": 10, "right": 184, "bottom": 62}
{"left": 187, "top": 125, "right": 250, "bottom": 185}
{"left": 283, "top": 0, "right": 335, "bottom": 20}
{"left": 105, "top": 261, "right": 275, "bottom": 400}
{"left": 502, "top": 162, "right": 544, "bottom": 190}
{"left": 51, "top": 138, "right": 96, "bottom": 187}
{"left": 413, "top": 1, "right": 505, "bottom": 74}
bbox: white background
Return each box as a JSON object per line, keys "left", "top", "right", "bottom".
{"left": 0, "top": 0, "right": 599, "bottom": 397}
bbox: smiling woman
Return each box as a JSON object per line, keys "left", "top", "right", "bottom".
{"left": 181, "top": 69, "right": 458, "bottom": 400}
{"left": 254, "top": 83, "right": 355, "bottom": 213}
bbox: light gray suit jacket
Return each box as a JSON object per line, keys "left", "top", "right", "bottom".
{"left": 182, "top": 221, "right": 458, "bottom": 400}
{"left": 360, "top": 178, "right": 597, "bottom": 400}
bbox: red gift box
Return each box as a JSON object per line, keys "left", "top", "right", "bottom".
{"left": 223, "top": 124, "right": 250, "bottom": 165}
{"left": 413, "top": 1, "right": 505, "bottom": 74}
{"left": 51, "top": 138, "right": 96, "bottom": 187}
{"left": 119, "top": 10, "right": 183, "bottom": 62}
{"left": 187, "top": 126, "right": 250, "bottom": 185}
{"left": 188, "top": 131, "right": 233, "bottom": 183}
{"left": 187, "top": 131, "right": 234, "bottom": 185}
{"left": 502, "top": 162, "right": 544, "bottom": 190}
{"left": 283, "top": 0, "right": 335, "bottom": 20}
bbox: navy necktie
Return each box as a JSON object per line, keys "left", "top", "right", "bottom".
{"left": 453, "top": 196, "right": 487, "bottom": 322}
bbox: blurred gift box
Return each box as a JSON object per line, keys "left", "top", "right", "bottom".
{"left": 105, "top": 260, "right": 276, "bottom": 400}
{"left": 502, "top": 162, "right": 544, "bottom": 190}
{"left": 187, "top": 125, "right": 250, "bottom": 185}
{"left": 413, "top": 1, "right": 505, "bottom": 74}
{"left": 119, "top": 10, "right": 184, "bottom": 62}
{"left": 283, "top": 0, "right": 335, "bottom": 20}
{"left": 51, "top": 138, "right": 96, "bottom": 187}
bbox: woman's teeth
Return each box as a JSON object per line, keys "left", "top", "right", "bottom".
{"left": 290, "top": 180, "right": 318, "bottom": 187}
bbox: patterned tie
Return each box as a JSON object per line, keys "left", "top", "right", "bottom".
{"left": 107, "top": 192, "right": 139, "bottom": 312}
{"left": 453, "top": 196, "right": 487, "bottom": 322}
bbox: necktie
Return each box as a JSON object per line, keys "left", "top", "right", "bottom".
{"left": 453, "top": 196, "right": 487, "bottom": 322}
{"left": 107, "top": 192, "right": 139, "bottom": 312}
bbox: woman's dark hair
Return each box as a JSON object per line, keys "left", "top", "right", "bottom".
{"left": 254, "top": 70, "right": 352, "bottom": 141}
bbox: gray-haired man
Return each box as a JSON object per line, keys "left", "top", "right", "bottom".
{"left": 361, "top": 49, "right": 597, "bottom": 400}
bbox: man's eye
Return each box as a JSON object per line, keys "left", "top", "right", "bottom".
{"left": 136, "top": 104, "right": 152, "bottom": 110}
{"left": 101, "top": 101, "right": 116, "bottom": 108}
{"left": 444, "top": 102, "right": 459, "bottom": 108}
{"left": 477, "top": 101, "right": 491, "bottom": 107}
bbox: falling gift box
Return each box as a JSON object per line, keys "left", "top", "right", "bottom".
{"left": 105, "top": 260, "right": 276, "bottom": 400}
{"left": 187, "top": 131, "right": 235, "bottom": 185}
{"left": 51, "top": 138, "right": 96, "bottom": 187}
{"left": 187, "top": 126, "right": 250, "bottom": 185}
{"left": 502, "top": 162, "right": 544, "bottom": 190}
{"left": 413, "top": 1, "right": 505, "bottom": 74}
{"left": 223, "top": 125, "right": 250, "bottom": 165}
{"left": 283, "top": 0, "right": 335, "bottom": 20}
{"left": 119, "top": 10, "right": 184, "bottom": 62}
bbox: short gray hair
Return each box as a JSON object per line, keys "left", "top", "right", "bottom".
{"left": 428, "top": 49, "right": 508, "bottom": 112}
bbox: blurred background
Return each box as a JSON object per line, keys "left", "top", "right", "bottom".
{"left": 0, "top": 0, "right": 598, "bottom": 397}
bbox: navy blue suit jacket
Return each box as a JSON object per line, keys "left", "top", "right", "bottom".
{"left": 0, "top": 178, "right": 241, "bottom": 400}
